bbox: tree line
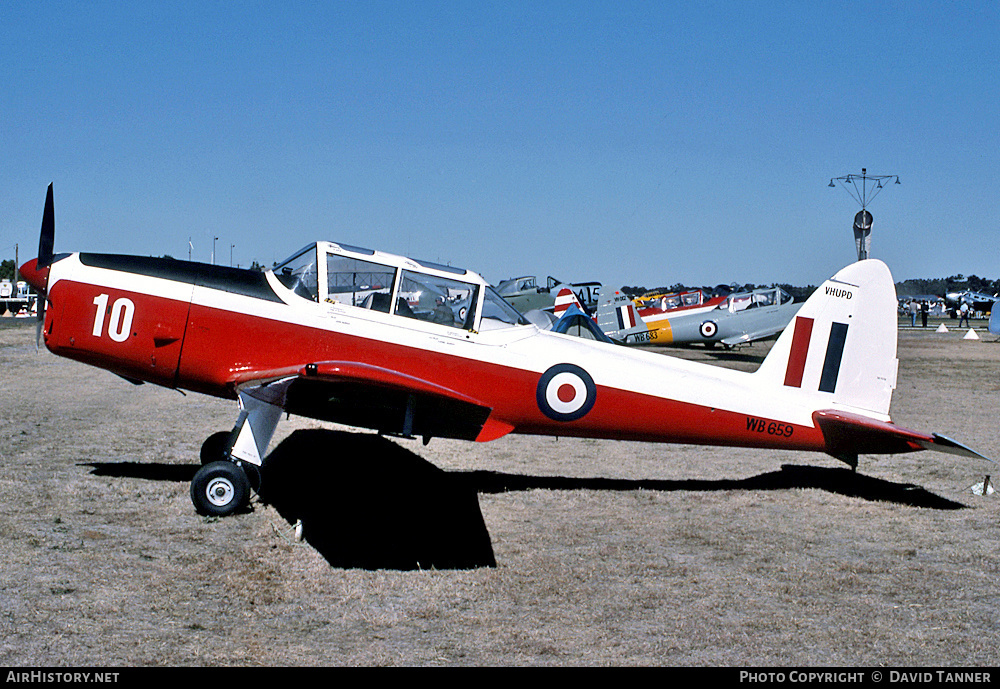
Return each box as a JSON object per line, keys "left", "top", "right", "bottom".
{"left": 894, "top": 275, "right": 1000, "bottom": 297}
{"left": 620, "top": 282, "right": 818, "bottom": 303}
{"left": 621, "top": 274, "right": 1000, "bottom": 304}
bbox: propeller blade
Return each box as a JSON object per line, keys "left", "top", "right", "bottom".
{"left": 36, "top": 301, "right": 45, "bottom": 349}
{"left": 36, "top": 281, "right": 47, "bottom": 349}
{"left": 35, "top": 184, "right": 54, "bottom": 349}
{"left": 38, "top": 183, "right": 55, "bottom": 269}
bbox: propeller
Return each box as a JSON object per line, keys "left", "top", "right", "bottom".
{"left": 35, "top": 183, "right": 55, "bottom": 348}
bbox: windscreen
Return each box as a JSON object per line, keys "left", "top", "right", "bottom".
{"left": 273, "top": 247, "right": 319, "bottom": 301}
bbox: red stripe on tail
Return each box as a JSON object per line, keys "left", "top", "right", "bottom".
{"left": 783, "top": 316, "right": 814, "bottom": 387}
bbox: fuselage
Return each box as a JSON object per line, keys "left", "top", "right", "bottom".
{"left": 641, "top": 287, "right": 799, "bottom": 346}
{"left": 29, "top": 244, "right": 831, "bottom": 454}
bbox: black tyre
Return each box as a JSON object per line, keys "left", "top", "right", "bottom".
{"left": 191, "top": 461, "right": 250, "bottom": 517}
{"left": 200, "top": 431, "right": 233, "bottom": 465}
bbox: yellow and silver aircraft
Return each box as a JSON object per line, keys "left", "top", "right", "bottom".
{"left": 599, "top": 286, "right": 800, "bottom": 348}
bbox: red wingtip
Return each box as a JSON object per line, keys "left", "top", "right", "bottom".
{"left": 18, "top": 258, "right": 49, "bottom": 293}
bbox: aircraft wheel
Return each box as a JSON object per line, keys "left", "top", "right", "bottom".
{"left": 191, "top": 461, "right": 250, "bottom": 517}
{"left": 200, "top": 431, "right": 233, "bottom": 465}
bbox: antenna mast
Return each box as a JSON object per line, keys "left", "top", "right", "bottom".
{"left": 828, "top": 168, "right": 900, "bottom": 261}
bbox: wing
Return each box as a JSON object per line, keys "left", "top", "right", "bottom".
{"left": 721, "top": 325, "right": 784, "bottom": 347}
{"left": 238, "top": 360, "right": 515, "bottom": 445}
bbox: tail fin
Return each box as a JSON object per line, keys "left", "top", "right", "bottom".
{"left": 553, "top": 287, "right": 586, "bottom": 320}
{"left": 756, "top": 259, "right": 991, "bottom": 466}
{"left": 596, "top": 291, "right": 649, "bottom": 343}
{"left": 755, "top": 259, "right": 899, "bottom": 419}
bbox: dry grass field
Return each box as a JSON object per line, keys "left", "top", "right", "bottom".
{"left": 1, "top": 317, "right": 997, "bottom": 667}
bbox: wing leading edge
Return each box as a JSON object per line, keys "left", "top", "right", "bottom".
{"left": 721, "top": 326, "right": 784, "bottom": 348}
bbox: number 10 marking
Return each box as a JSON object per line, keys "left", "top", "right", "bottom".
{"left": 92, "top": 294, "right": 135, "bottom": 342}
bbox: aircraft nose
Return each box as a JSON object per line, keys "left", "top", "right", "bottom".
{"left": 18, "top": 258, "right": 49, "bottom": 293}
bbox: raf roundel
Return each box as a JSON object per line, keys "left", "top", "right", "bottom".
{"left": 700, "top": 320, "right": 718, "bottom": 338}
{"left": 536, "top": 363, "right": 597, "bottom": 422}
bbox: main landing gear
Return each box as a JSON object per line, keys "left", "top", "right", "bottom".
{"left": 190, "top": 431, "right": 265, "bottom": 517}
{"left": 189, "top": 386, "right": 286, "bottom": 517}
{"left": 191, "top": 459, "right": 251, "bottom": 517}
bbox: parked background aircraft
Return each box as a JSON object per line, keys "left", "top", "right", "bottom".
{"left": 21, "top": 186, "right": 988, "bottom": 519}
{"left": 550, "top": 298, "right": 616, "bottom": 344}
{"left": 628, "top": 288, "right": 729, "bottom": 343}
{"left": 522, "top": 287, "right": 619, "bottom": 342}
{"left": 945, "top": 289, "right": 998, "bottom": 316}
{"left": 496, "top": 275, "right": 602, "bottom": 314}
{"left": 595, "top": 290, "right": 649, "bottom": 343}
{"left": 634, "top": 288, "right": 726, "bottom": 317}
{"left": 600, "top": 285, "right": 800, "bottom": 348}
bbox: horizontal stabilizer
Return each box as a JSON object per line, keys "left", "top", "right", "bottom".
{"left": 918, "top": 433, "right": 994, "bottom": 462}
{"left": 814, "top": 410, "right": 992, "bottom": 464}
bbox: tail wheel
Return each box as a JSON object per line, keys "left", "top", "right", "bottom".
{"left": 191, "top": 461, "right": 250, "bottom": 517}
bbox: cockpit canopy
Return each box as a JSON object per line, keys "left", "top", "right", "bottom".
{"left": 271, "top": 242, "right": 527, "bottom": 331}
{"left": 716, "top": 287, "right": 794, "bottom": 313}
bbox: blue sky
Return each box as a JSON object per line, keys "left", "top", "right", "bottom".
{"left": 3, "top": 1, "right": 998, "bottom": 290}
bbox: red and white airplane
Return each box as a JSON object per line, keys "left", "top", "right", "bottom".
{"left": 20, "top": 186, "right": 990, "bottom": 516}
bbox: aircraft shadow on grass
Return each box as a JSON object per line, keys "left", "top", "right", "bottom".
{"left": 85, "top": 429, "right": 966, "bottom": 571}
